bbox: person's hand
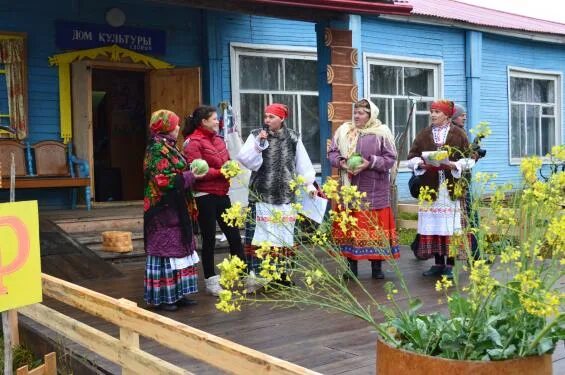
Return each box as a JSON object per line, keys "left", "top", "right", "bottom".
{"left": 191, "top": 168, "right": 207, "bottom": 179}
{"left": 307, "top": 185, "right": 317, "bottom": 198}
{"left": 418, "top": 162, "right": 432, "bottom": 171}
{"left": 444, "top": 161, "right": 457, "bottom": 171}
{"left": 339, "top": 159, "right": 349, "bottom": 171}
{"left": 351, "top": 158, "right": 370, "bottom": 176}
{"left": 258, "top": 130, "right": 268, "bottom": 140}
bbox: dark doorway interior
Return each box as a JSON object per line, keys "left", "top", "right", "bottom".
{"left": 92, "top": 69, "right": 146, "bottom": 202}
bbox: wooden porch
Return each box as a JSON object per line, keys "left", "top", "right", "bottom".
{"left": 25, "top": 205, "right": 565, "bottom": 374}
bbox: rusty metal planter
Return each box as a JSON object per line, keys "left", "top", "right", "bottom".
{"left": 377, "top": 338, "right": 552, "bottom": 375}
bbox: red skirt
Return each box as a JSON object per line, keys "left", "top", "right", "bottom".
{"left": 332, "top": 207, "right": 400, "bottom": 261}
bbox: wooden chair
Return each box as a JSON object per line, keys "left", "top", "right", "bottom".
{"left": 0, "top": 140, "right": 29, "bottom": 177}
{"left": 0, "top": 140, "right": 91, "bottom": 209}
{"left": 16, "top": 352, "right": 56, "bottom": 375}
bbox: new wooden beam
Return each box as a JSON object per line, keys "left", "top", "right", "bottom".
{"left": 39, "top": 274, "right": 320, "bottom": 375}
{"left": 18, "top": 304, "right": 191, "bottom": 375}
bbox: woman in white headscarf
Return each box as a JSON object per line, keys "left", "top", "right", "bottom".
{"left": 328, "top": 98, "right": 399, "bottom": 279}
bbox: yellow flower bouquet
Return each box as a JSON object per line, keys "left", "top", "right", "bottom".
{"left": 216, "top": 143, "right": 564, "bottom": 368}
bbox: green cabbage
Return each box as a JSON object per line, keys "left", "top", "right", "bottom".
{"left": 347, "top": 153, "right": 364, "bottom": 170}
{"left": 190, "top": 159, "right": 209, "bottom": 175}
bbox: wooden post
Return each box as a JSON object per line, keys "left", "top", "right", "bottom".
{"left": 2, "top": 152, "right": 18, "bottom": 375}
{"left": 119, "top": 299, "right": 140, "bottom": 375}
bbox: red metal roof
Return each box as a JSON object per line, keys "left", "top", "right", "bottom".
{"left": 401, "top": 0, "right": 565, "bottom": 36}
{"left": 238, "top": 0, "right": 413, "bottom": 16}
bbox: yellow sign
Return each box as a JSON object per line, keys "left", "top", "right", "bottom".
{"left": 0, "top": 201, "right": 42, "bottom": 312}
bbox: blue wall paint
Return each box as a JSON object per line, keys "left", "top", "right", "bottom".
{"left": 360, "top": 17, "right": 466, "bottom": 200}
{"left": 477, "top": 34, "right": 565, "bottom": 188}
{"left": 205, "top": 11, "right": 316, "bottom": 103}
{"left": 0, "top": 0, "right": 202, "bottom": 207}
{"left": 465, "top": 31, "right": 482, "bottom": 133}
{"left": 0, "top": 0, "right": 202, "bottom": 145}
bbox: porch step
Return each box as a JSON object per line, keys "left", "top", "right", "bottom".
{"left": 55, "top": 216, "right": 143, "bottom": 234}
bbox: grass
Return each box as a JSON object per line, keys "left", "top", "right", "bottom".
{"left": 398, "top": 228, "right": 417, "bottom": 246}
{"left": 0, "top": 338, "right": 39, "bottom": 372}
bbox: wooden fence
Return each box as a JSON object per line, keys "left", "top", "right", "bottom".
{"left": 18, "top": 274, "right": 321, "bottom": 375}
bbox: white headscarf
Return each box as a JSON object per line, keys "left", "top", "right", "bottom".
{"left": 333, "top": 99, "right": 397, "bottom": 186}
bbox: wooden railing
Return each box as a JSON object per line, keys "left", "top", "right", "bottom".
{"left": 18, "top": 274, "right": 321, "bottom": 375}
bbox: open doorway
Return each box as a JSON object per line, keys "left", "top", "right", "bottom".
{"left": 91, "top": 69, "right": 146, "bottom": 202}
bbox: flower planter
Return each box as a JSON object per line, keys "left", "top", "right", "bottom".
{"left": 376, "top": 338, "right": 552, "bottom": 375}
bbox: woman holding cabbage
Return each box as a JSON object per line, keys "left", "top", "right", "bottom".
{"left": 327, "top": 98, "right": 399, "bottom": 280}
{"left": 143, "top": 109, "right": 205, "bottom": 311}
{"left": 182, "top": 105, "right": 245, "bottom": 297}
{"left": 407, "top": 100, "right": 474, "bottom": 279}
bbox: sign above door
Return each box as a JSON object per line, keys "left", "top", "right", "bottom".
{"left": 55, "top": 21, "right": 166, "bottom": 55}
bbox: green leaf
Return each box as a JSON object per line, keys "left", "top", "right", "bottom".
{"left": 487, "top": 326, "right": 502, "bottom": 347}
{"left": 537, "top": 338, "right": 554, "bottom": 355}
{"left": 409, "top": 298, "right": 422, "bottom": 313}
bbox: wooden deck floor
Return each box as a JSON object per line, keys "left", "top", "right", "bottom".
{"left": 33, "top": 206, "right": 564, "bottom": 374}
{"left": 28, "top": 249, "right": 563, "bottom": 375}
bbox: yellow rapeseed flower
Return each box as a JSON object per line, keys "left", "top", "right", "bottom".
{"left": 520, "top": 157, "right": 542, "bottom": 185}
{"left": 221, "top": 202, "right": 250, "bottom": 228}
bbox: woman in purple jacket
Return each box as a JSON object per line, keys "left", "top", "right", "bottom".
{"left": 143, "top": 109, "right": 206, "bottom": 311}
{"left": 327, "top": 99, "right": 399, "bottom": 279}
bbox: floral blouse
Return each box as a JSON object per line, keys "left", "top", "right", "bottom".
{"left": 143, "top": 135, "right": 188, "bottom": 212}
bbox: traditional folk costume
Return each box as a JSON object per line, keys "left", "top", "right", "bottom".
{"left": 143, "top": 110, "right": 199, "bottom": 309}
{"left": 407, "top": 100, "right": 475, "bottom": 278}
{"left": 237, "top": 103, "right": 316, "bottom": 274}
{"left": 327, "top": 99, "right": 399, "bottom": 279}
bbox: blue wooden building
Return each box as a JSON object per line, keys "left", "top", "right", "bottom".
{"left": 0, "top": 0, "right": 563, "bottom": 208}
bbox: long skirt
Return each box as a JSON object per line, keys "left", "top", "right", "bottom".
{"left": 144, "top": 254, "right": 199, "bottom": 306}
{"left": 415, "top": 185, "right": 469, "bottom": 260}
{"left": 244, "top": 202, "right": 296, "bottom": 274}
{"left": 333, "top": 206, "right": 400, "bottom": 261}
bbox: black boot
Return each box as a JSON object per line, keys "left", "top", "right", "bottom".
{"left": 344, "top": 258, "right": 358, "bottom": 279}
{"left": 371, "top": 260, "right": 385, "bottom": 279}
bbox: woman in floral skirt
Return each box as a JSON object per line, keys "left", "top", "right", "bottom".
{"left": 328, "top": 98, "right": 399, "bottom": 279}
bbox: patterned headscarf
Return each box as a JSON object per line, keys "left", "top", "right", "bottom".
{"left": 431, "top": 100, "right": 455, "bottom": 118}
{"left": 150, "top": 109, "right": 180, "bottom": 135}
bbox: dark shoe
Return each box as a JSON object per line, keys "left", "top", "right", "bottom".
{"left": 371, "top": 260, "right": 385, "bottom": 279}
{"left": 158, "top": 303, "right": 179, "bottom": 312}
{"left": 423, "top": 265, "right": 445, "bottom": 277}
{"left": 442, "top": 267, "right": 453, "bottom": 279}
{"left": 176, "top": 298, "right": 198, "bottom": 307}
{"left": 371, "top": 269, "right": 385, "bottom": 279}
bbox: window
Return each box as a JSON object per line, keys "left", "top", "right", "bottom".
{"left": 509, "top": 69, "right": 561, "bottom": 160}
{"left": 0, "top": 33, "right": 27, "bottom": 139}
{"left": 365, "top": 55, "right": 441, "bottom": 160}
{"left": 231, "top": 44, "right": 320, "bottom": 165}
{"left": 0, "top": 62, "right": 9, "bottom": 132}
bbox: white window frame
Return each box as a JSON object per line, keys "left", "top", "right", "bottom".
{"left": 363, "top": 53, "right": 444, "bottom": 168}
{"left": 507, "top": 66, "right": 562, "bottom": 164}
{"left": 230, "top": 42, "right": 320, "bottom": 171}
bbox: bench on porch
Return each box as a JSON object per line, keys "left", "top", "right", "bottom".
{"left": 0, "top": 140, "right": 91, "bottom": 210}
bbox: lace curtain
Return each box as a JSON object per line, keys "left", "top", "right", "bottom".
{"left": 0, "top": 38, "right": 27, "bottom": 139}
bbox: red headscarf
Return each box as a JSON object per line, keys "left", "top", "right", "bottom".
{"left": 431, "top": 100, "right": 455, "bottom": 118}
{"left": 149, "top": 109, "right": 180, "bottom": 134}
{"left": 265, "top": 103, "right": 288, "bottom": 120}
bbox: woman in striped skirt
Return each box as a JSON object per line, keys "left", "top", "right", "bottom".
{"left": 143, "top": 109, "right": 206, "bottom": 311}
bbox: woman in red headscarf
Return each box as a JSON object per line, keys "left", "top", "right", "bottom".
{"left": 407, "top": 100, "right": 475, "bottom": 279}
{"left": 143, "top": 109, "right": 206, "bottom": 311}
{"left": 237, "top": 103, "right": 317, "bottom": 291}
